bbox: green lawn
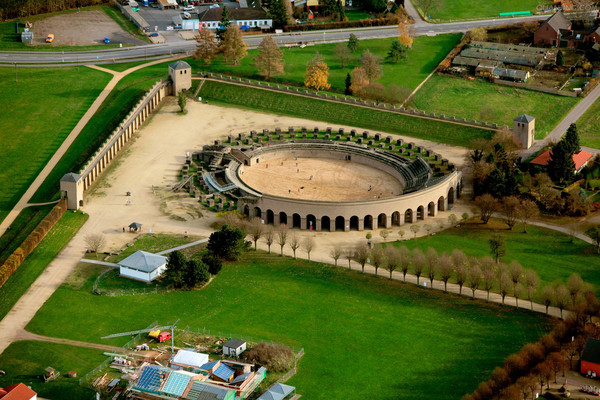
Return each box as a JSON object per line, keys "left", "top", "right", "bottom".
{"left": 0, "top": 341, "right": 104, "bottom": 399}
{"left": 576, "top": 97, "right": 600, "bottom": 149}
{"left": 412, "top": 74, "right": 579, "bottom": 138}
{"left": 0, "top": 211, "right": 88, "bottom": 321}
{"left": 98, "top": 233, "right": 203, "bottom": 263}
{"left": 188, "top": 34, "right": 461, "bottom": 93}
{"left": 0, "top": 205, "right": 52, "bottom": 263}
{"left": 0, "top": 66, "right": 110, "bottom": 224}
{"left": 398, "top": 220, "right": 600, "bottom": 296}
{"left": 412, "top": 0, "right": 552, "bottom": 21}
{"left": 26, "top": 252, "right": 549, "bottom": 400}
{"left": 199, "top": 80, "right": 493, "bottom": 147}
{"left": 30, "top": 62, "right": 170, "bottom": 203}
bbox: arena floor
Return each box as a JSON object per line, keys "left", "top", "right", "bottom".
{"left": 240, "top": 157, "right": 404, "bottom": 201}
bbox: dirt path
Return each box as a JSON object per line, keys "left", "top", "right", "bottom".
{"left": 16, "top": 330, "right": 124, "bottom": 353}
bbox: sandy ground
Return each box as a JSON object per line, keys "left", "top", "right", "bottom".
{"left": 78, "top": 97, "right": 471, "bottom": 252}
{"left": 241, "top": 157, "right": 403, "bottom": 200}
{"left": 32, "top": 10, "right": 146, "bottom": 46}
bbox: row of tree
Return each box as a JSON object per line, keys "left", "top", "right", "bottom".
{"left": 473, "top": 194, "right": 539, "bottom": 230}
{"left": 1, "top": 0, "right": 106, "bottom": 20}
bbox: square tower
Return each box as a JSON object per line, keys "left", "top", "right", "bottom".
{"left": 513, "top": 114, "right": 535, "bottom": 149}
{"left": 60, "top": 173, "right": 84, "bottom": 210}
{"left": 168, "top": 60, "right": 192, "bottom": 95}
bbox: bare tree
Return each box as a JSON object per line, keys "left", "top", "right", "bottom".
{"left": 514, "top": 282, "right": 523, "bottom": 308}
{"left": 330, "top": 245, "right": 342, "bottom": 266}
{"left": 344, "top": 247, "right": 354, "bottom": 269}
{"left": 473, "top": 194, "right": 498, "bottom": 224}
{"left": 358, "top": 49, "right": 382, "bottom": 83}
{"left": 255, "top": 36, "right": 284, "bottom": 80}
{"left": 489, "top": 233, "right": 506, "bottom": 263}
{"left": 447, "top": 213, "right": 458, "bottom": 227}
{"left": 302, "top": 236, "right": 316, "bottom": 261}
{"left": 412, "top": 248, "right": 426, "bottom": 285}
{"left": 418, "top": 0, "right": 441, "bottom": 18}
{"left": 540, "top": 285, "right": 556, "bottom": 315}
{"left": 517, "top": 199, "right": 539, "bottom": 233}
{"left": 524, "top": 269, "right": 540, "bottom": 310}
{"left": 567, "top": 273, "right": 584, "bottom": 303}
{"left": 499, "top": 272, "right": 512, "bottom": 305}
{"left": 482, "top": 263, "right": 496, "bottom": 302}
{"left": 333, "top": 42, "right": 353, "bottom": 68}
{"left": 425, "top": 247, "right": 438, "bottom": 287}
{"left": 410, "top": 224, "right": 420, "bottom": 238}
{"left": 222, "top": 24, "right": 247, "bottom": 65}
{"left": 371, "top": 245, "right": 386, "bottom": 276}
{"left": 85, "top": 233, "right": 106, "bottom": 254}
{"left": 438, "top": 253, "right": 453, "bottom": 292}
{"left": 502, "top": 196, "right": 521, "bottom": 230}
{"left": 468, "top": 262, "right": 482, "bottom": 299}
{"left": 353, "top": 243, "right": 371, "bottom": 273}
{"left": 399, "top": 246, "right": 411, "bottom": 281}
{"left": 398, "top": 229, "right": 406, "bottom": 240}
{"left": 424, "top": 224, "right": 432, "bottom": 236}
{"left": 264, "top": 227, "right": 275, "bottom": 254}
{"left": 276, "top": 225, "right": 288, "bottom": 256}
{"left": 248, "top": 218, "right": 264, "bottom": 250}
{"left": 452, "top": 249, "right": 468, "bottom": 295}
{"left": 195, "top": 29, "right": 219, "bottom": 65}
{"left": 379, "top": 229, "right": 390, "bottom": 242}
{"left": 555, "top": 284, "right": 571, "bottom": 319}
{"left": 508, "top": 260, "right": 523, "bottom": 295}
{"left": 384, "top": 246, "right": 400, "bottom": 279}
{"left": 547, "top": 352, "right": 566, "bottom": 383}
{"left": 289, "top": 234, "right": 300, "bottom": 259}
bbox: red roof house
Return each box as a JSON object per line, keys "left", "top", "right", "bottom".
{"left": 530, "top": 149, "right": 593, "bottom": 173}
{"left": 0, "top": 383, "right": 37, "bottom": 400}
{"left": 582, "top": 338, "right": 600, "bottom": 377}
{"left": 534, "top": 11, "right": 572, "bottom": 46}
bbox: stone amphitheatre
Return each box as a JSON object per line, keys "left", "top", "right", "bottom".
{"left": 192, "top": 128, "right": 463, "bottom": 232}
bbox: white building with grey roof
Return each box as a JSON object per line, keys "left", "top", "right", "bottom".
{"left": 118, "top": 250, "right": 168, "bottom": 282}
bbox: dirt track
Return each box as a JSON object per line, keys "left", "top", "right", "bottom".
{"left": 32, "top": 10, "right": 145, "bottom": 46}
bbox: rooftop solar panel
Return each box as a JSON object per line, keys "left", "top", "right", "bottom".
{"left": 213, "top": 364, "right": 235, "bottom": 381}
{"left": 134, "top": 365, "right": 170, "bottom": 394}
{"left": 162, "top": 371, "right": 192, "bottom": 397}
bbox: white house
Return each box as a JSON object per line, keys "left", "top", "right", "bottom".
{"left": 198, "top": 8, "right": 272, "bottom": 30}
{"left": 171, "top": 350, "right": 209, "bottom": 371}
{"left": 223, "top": 339, "right": 247, "bottom": 357}
{"left": 118, "top": 250, "right": 168, "bottom": 283}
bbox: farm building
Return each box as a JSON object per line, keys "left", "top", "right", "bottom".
{"left": 257, "top": 383, "right": 296, "bottom": 400}
{"left": 534, "top": 11, "right": 571, "bottom": 46}
{"left": 198, "top": 8, "right": 272, "bottom": 30}
{"left": 582, "top": 338, "right": 600, "bottom": 377}
{"left": 158, "top": 0, "right": 177, "bottom": 9}
{"left": 118, "top": 250, "right": 168, "bottom": 282}
{"left": 172, "top": 15, "right": 201, "bottom": 31}
{"left": 530, "top": 149, "right": 593, "bottom": 173}
{"left": 0, "top": 383, "right": 37, "bottom": 400}
{"left": 172, "top": 350, "right": 210, "bottom": 371}
{"left": 223, "top": 339, "right": 247, "bottom": 357}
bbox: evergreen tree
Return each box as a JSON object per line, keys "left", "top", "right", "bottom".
{"left": 564, "top": 123, "right": 580, "bottom": 155}
{"left": 217, "top": 6, "right": 231, "bottom": 41}
{"left": 178, "top": 91, "right": 186, "bottom": 113}
{"left": 165, "top": 251, "right": 187, "bottom": 289}
{"left": 557, "top": 49, "right": 565, "bottom": 66}
{"left": 336, "top": 0, "right": 346, "bottom": 20}
{"left": 547, "top": 140, "right": 575, "bottom": 184}
{"left": 345, "top": 72, "right": 352, "bottom": 95}
{"left": 485, "top": 168, "right": 505, "bottom": 198}
{"left": 268, "top": 0, "right": 289, "bottom": 29}
{"left": 347, "top": 33, "right": 359, "bottom": 52}
{"left": 386, "top": 39, "right": 407, "bottom": 63}
{"left": 207, "top": 224, "right": 247, "bottom": 261}
{"left": 183, "top": 260, "right": 210, "bottom": 288}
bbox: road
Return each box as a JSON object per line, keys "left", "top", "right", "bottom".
{"left": 0, "top": 12, "right": 551, "bottom": 66}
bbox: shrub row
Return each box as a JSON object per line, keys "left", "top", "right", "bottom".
{"left": 0, "top": 199, "right": 67, "bottom": 288}
{"left": 283, "top": 16, "right": 399, "bottom": 32}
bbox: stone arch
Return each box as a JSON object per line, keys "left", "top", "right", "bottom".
{"left": 279, "top": 212, "right": 288, "bottom": 226}
{"left": 438, "top": 196, "right": 446, "bottom": 212}
{"left": 457, "top": 180, "right": 463, "bottom": 198}
{"left": 428, "top": 202, "right": 435, "bottom": 217}
{"left": 364, "top": 215, "right": 374, "bottom": 230}
{"left": 416, "top": 205, "right": 425, "bottom": 220}
{"left": 448, "top": 187, "right": 455, "bottom": 205}
{"left": 321, "top": 216, "right": 331, "bottom": 231}
{"left": 392, "top": 211, "right": 401, "bottom": 226}
{"left": 335, "top": 216, "right": 345, "bottom": 231}
{"left": 377, "top": 213, "right": 387, "bottom": 228}
{"left": 306, "top": 214, "right": 316, "bottom": 230}
{"left": 350, "top": 216, "right": 359, "bottom": 231}
{"left": 243, "top": 205, "right": 250, "bottom": 217}
{"left": 254, "top": 207, "right": 262, "bottom": 219}
{"left": 405, "top": 209, "right": 413, "bottom": 224}
{"left": 292, "top": 213, "right": 301, "bottom": 229}
{"left": 266, "top": 209, "right": 274, "bottom": 224}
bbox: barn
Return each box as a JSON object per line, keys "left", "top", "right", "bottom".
{"left": 582, "top": 338, "right": 600, "bottom": 377}
{"left": 118, "top": 250, "right": 168, "bottom": 283}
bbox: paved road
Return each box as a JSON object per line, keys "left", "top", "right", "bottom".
{"left": 523, "top": 83, "right": 600, "bottom": 159}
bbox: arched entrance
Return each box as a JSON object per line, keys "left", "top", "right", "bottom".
{"left": 405, "top": 209, "right": 413, "bottom": 224}
{"left": 335, "top": 216, "right": 345, "bottom": 231}
{"left": 266, "top": 209, "right": 274, "bottom": 224}
{"left": 321, "top": 216, "right": 331, "bottom": 231}
{"left": 350, "top": 216, "right": 359, "bottom": 231}
{"left": 243, "top": 205, "right": 250, "bottom": 217}
{"left": 378, "top": 213, "right": 387, "bottom": 228}
{"left": 392, "top": 211, "right": 401, "bottom": 226}
{"left": 306, "top": 214, "right": 316, "bottom": 230}
{"left": 254, "top": 207, "right": 262, "bottom": 219}
{"left": 428, "top": 202, "right": 435, "bottom": 217}
{"left": 448, "top": 187, "right": 455, "bottom": 205}
{"left": 417, "top": 206, "right": 425, "bottom": 220}
{"left": 438, "top": 196, "right": 446, "bottom": 212}
{"left": 279, "top": 212, "right": 288, "bottom": 226}
{"left": 292, "top": 213, "right": 301, "bottom": 229}
{"left": 364, "top": 215, "right": 374, "bottom": 230}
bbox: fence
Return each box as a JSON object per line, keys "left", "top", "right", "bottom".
{"left": 495, "top": 78, "right": 579, "bottom": 97}
{"left": 79, "top": 79, "right": 169, "bottom": 191}
{"left": 202, "top": 73, "right": 506, "bottom": 131}
{"left": 277, "top": 348, "right": 305, "bottom": 383}
{"left": 91, "top": 266, "right": 174, "bottom": 296}
{"left": 112, "top": 0, "right": 149, "bottom": 30}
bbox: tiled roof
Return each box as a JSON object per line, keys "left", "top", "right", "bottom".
{"left": 0, "top": 383, "right": 37, "bottom": 400}
{"left": 530, "top": 149, "right": 593, "bottom": 171}
{"left": 540, "top": 11, "right": 571, "bottom": 32}
{"left": 514, "top": 114, "right": 535, "bottom": 123}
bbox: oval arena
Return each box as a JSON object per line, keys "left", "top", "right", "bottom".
{"left": 196, "top": 129, "right": 462, "bottom": 232}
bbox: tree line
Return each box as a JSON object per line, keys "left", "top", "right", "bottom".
{"left": 1, "top": 0, "right": 107, "bottom": 20}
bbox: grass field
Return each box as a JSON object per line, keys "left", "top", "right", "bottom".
{"left": 412, "top": 0, "right": 552, "bottom": 21}
{"left": 576, "top": 97, "right": 600, "bottom": 149}
{"left": 198, "top": 80, "right": 493, "bottom": 147}
{"left": 26, "top": 252, "right": 549, "bottom": 400}
{"left": 0, "top": 66, "right": 110, "bottom": 224}
{"left": 188, "top": 34, "right": 461, "bottom": 93}
{"left": 0, "top": 205, "right": 52, "bottom": 263}
{"left": 0, "top": 341, "right": 104, "bottom": 399}
{"left": 0, "top": 211, "right": 87, "bottom": 321}
{"left": 411, "top": 75, "right": 579, "bottom": 137}
{"left": 30, "top": 62, "right": 170, "bottom": 203}
{"left": 398, "top": 219, "right": 600, "bottom": 296}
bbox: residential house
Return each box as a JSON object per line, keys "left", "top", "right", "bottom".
{"left": 0, "top": 384, "right": 37, "bottom": 400}
{"left": 534, "top": 11, "right": 572, "bottom": 46}
{"left": 530, "top": 149, "right": 593, "bottom": 173}
{"left": 198, "top": 8, "right": 272, "bottom": 30}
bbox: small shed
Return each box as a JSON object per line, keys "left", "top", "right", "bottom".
{"left": 582, "top": 338, "right": 600, "bottom": 377}
{"left": 171, "top": 350, "right": 209, "bottom": 371}
{"left": 118, "top": 250, "right": 168, "bottom": 282}
{"left": 129, "top": 222, "right": 143, "bottom": 231}
{"left": 257, "top": 383, "right": 296, "bottom": 400}
{"left": 223, "top": 339, "right": 246, "bottom": 357}
{"left": 21, "top": 31, "right": 33, "bottom": 43}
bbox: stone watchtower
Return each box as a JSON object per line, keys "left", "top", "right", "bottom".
{"left": 60, "top": 173, "right": 84, "bottom": 210}
{"left": 513, "top": 114, "right": 535, "bottom": 149}
{"left": 168, "top": 60, "right": 192, "bottom": 95}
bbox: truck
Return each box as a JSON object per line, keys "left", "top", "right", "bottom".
{"left": 158, "top": 331, "right": 172, "bottom": 343}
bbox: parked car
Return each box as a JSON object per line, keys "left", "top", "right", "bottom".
{"left": 148, "top": 32, "right": 159, "bottom": 37}
{"left": 104, "top": 36, "right": 110, "bottom": 43}
{"left": 46, "top": 33, "right": 54, "bottom": 43}
{"left": 183, "top": 5, "right": 195, "bottom": 10}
